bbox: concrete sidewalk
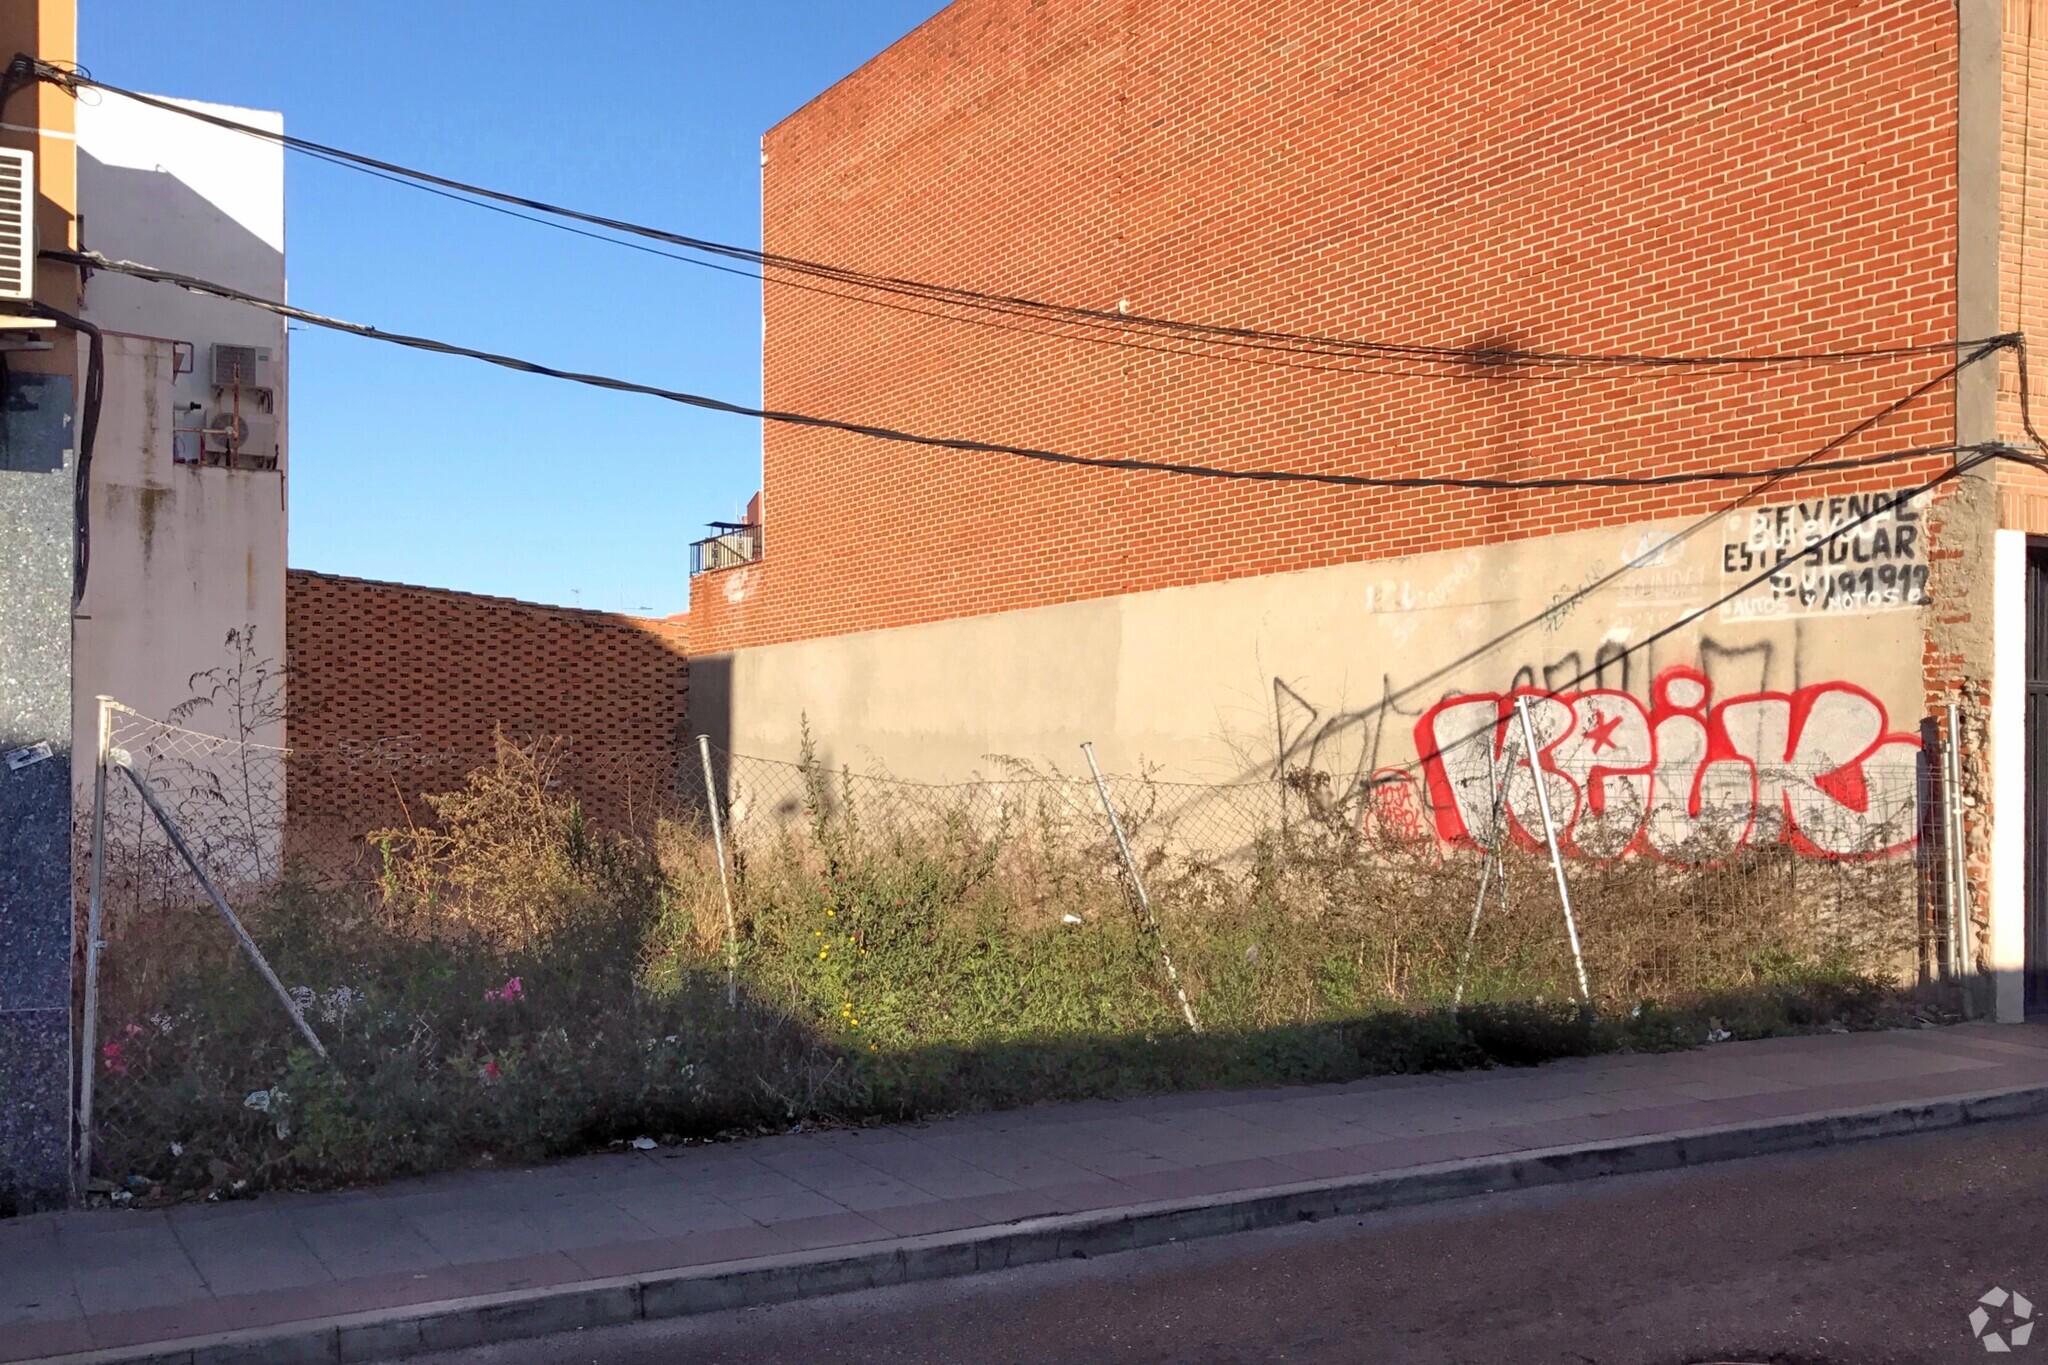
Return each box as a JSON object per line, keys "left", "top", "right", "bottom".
{"left": 5, "top": 1023, "right": 2048, "bottom": 1365}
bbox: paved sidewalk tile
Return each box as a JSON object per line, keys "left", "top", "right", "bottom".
{"left": 772, "top": 1211, "right": 896, "bottom": 1251}
{"left": 4, "top": 1023, "right": 2043, "bottom": 1361}
{"left": 1118, "top": 1156, "right": 1307, "bottom": 1201}
{"left": 861, "top": 1198, "right": 994, "bottom": 1239}
{"left": 607, "top": 1183, "right": 753, "bottom": 1235}
{"left": 167, "top": 1209, "right": 332, "bottom": 1296}
{"left": 294, "top": 1206, "right": 450, "bottom": 1281}
{"left": 804, "top": 1175, "right": 936, "bottom": 1214}
{"left": 0, "top": 1218, "right": 79, "bottom": 1326}
{"left": 452, "top": 1251, "right": 588, "bottom": 1297}
{"left": 58, "top": 1219, "right": 210, "bottom": 1317}
{"left": 82, "top": 1301, "right": 234, "bottom": 1353}
{"left": 0, "top": 1317, "right": 92, "bottom": 1363}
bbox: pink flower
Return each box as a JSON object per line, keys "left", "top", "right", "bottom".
{"left": 101, "top": 1042, "right": 127, "bottom": 1076}
{"left": 124, "top": 1023, "right": 144, "bottom": 1037}
{"left": 480, "top": 1060, "right": 502, "bottom": 1085}
{"left": 483, "top": 977, "right": 525, "bottom": 1004}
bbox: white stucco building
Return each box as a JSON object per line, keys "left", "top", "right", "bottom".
{"left": 70, "top": 88, "right": 288, "bottom": 759}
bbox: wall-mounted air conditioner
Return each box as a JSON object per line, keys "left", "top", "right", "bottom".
{"left": 202, "top": 409, "right": 279, "bottom": 467}
{"left": 210, "top": 343, "right": 274, "bottom": 392}
{"left": 0, "top": 147, "right": 34, "bottom": 304}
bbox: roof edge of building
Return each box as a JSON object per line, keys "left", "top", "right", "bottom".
{"left": 765, "top": 0, "right": 970, "bottom": 138}
{"left": 286, "top": 567, "right": 688, "bottom": 641}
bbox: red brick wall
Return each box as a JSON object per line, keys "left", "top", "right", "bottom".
{"left": 2000, "top": 0, "right": 2048, "bottom": 513}
{"left": 692, "top": 0, "right": 1962, "bottom": 654}
{"left": 286, "top": 570, "right": 690, "bottom": 843}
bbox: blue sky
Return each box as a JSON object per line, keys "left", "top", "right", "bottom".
{"left": 83, "top": 1, "right": 950, "bottom": 616}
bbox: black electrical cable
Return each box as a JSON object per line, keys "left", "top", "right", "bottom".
{"left": 10, "top": 56, "right": 2015, "bottom": 374}
{"left": 270, "top": 140, "right": 1504, "bottom": 385}
{"left": 0, "top": 58, "right": 28, "bottom": 114}
{"left": 44, "top": 247, "right": 2012, "bottom": 496}
{"left": 29, "top": 301, "right": 105, "bottom": 606}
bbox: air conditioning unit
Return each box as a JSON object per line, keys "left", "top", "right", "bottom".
{"left": 0, "top": 147, "right": 33, "bottom": 304}
{"left": 210, "top": 343, "right": 274, "bottom": 392}
{"left": 202, "top": 409, "right": 279, "bottom": 467}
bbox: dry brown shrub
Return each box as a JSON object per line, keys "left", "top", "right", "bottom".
{"left": 368, "top": 732, "right": 606, "bottom": 949}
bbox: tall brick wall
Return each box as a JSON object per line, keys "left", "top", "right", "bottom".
{"left": 286, "top": 570, "right": 689, "bottom": 844}
{"left": 2000, "top": 0, "right": 2048, "bottom": 515}
{"left": 690, "top": 0, "right": 1963, "bottom": 655}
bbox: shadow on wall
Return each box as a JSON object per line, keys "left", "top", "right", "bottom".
{"left": 70, "top": 150, "right": 289, "bottom": 769}
{"left": 77, "top": 149, "right": 284, "bottom": 314}
{"left": 687, "top": 650, "right": 734, "bottom": 796}
{"left": 74, "top": 148, "right": 286, "bottom": 439}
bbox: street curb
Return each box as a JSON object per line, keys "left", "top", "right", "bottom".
{"left": 29, "top": 1082, "right": 2048, "bottom": 1365}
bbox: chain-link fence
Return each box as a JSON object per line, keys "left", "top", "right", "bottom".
{"left": 74, "top": 697, "right": 1956, "bottom": 1205}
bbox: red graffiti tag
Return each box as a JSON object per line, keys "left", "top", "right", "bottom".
{"left": 1414, "top": 667, "right": 1919, "bottom": 862}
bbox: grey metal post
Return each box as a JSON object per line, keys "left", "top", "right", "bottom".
{"left": 1453, "top": 724, "right": 1516, "bottom": 1007}
{"left": 1945, "top": 702, "right": 1973, "bottom": 985}
{"left": 697, "top": 734, "right": 740, "bottom": 1010}
{"left": 1514, "top": 696, "right": 1592, "bottom": 1005}
{"left": 73, "top": 697, "right": 113, "bottom": 1198}
{"left": 1081, "top": 742, "right": 1200, "bottom": 1033}
{"left": 112, "top": 756, "right": 328, "bottom": 1061}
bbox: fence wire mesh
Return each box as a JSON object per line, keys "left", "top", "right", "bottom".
{"left": 78, "top": 699, "right": 1944, "bottom": 1204}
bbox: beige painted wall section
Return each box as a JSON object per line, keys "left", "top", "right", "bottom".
{"left": 72, "top": 336, "right": 286, "bottom": 752}
{"left": 705, "top": 507, "right": 1929, "bottom": 805}
{"left": 704, "top": 501, "right": 1933, "bottom": 863}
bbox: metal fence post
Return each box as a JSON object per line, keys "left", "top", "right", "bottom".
{"left": 73, "top": 696, "right": 113, "bottom": 1199}
{"left": 1914, "top": 717, "right": 1939, "bottom": 985}
{"left": 1453, "top": 722, "right": 1517, "bottom": 1007}
{"left": 697, "top": 734, "right": 740, "bottom": 1010}
{"left": 1081, "top": 742, "right": 1201, "bottom": 1033}
{"left": 1514, "top": 696, "right": 1592, "bottom": 1005}
{"left": 1944, "top": 702, "right": 1973, "bottom": 991}
{"left": 112, "top": 755, "right": 329, "bottom": 1061}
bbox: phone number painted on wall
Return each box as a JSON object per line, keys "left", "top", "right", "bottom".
{"left": 1720, "top": 492, "right": 1928, "bottom": 620}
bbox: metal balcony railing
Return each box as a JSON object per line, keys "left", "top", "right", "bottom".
{"left": 690, "top": 522, "right": 762, "bottom": 575}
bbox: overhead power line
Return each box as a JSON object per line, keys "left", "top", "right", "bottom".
{"left": 248, "top": 138, "right": 1502, "bottom": 385}
{"left": 9, "top": 56, "right": 2015, "bottom": 373}
{"left": 46, "top": 247, "right": 2022, "bottom": 495}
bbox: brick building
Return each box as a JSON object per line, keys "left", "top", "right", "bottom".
{"left": 286, "top": 570, "right": 690, "bottom": 850}
{"left": 686, "top": 0, "right": 2048, "bottom": 1019}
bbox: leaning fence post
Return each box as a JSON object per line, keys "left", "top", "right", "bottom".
{"left": 697, "top": 734, "right": 740, "bottom": 1010}
{"left": 1453, "top": 721, "right": 1516, "bottom": 1008}
{"left": 1081, "top": 742, "right": 1201, "bottom": 1033}
{"left": 1513, "top": 696, "right": 1592, "bottom": 1005}
{"left": 111, "top": 754, "right": 329, "bottom": 1061}
{"left": 1944, "top": 701, "right": 1974, "bottom": 998}
{"left": 73, "top": 696, "right": 114, "bottom": 1199}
